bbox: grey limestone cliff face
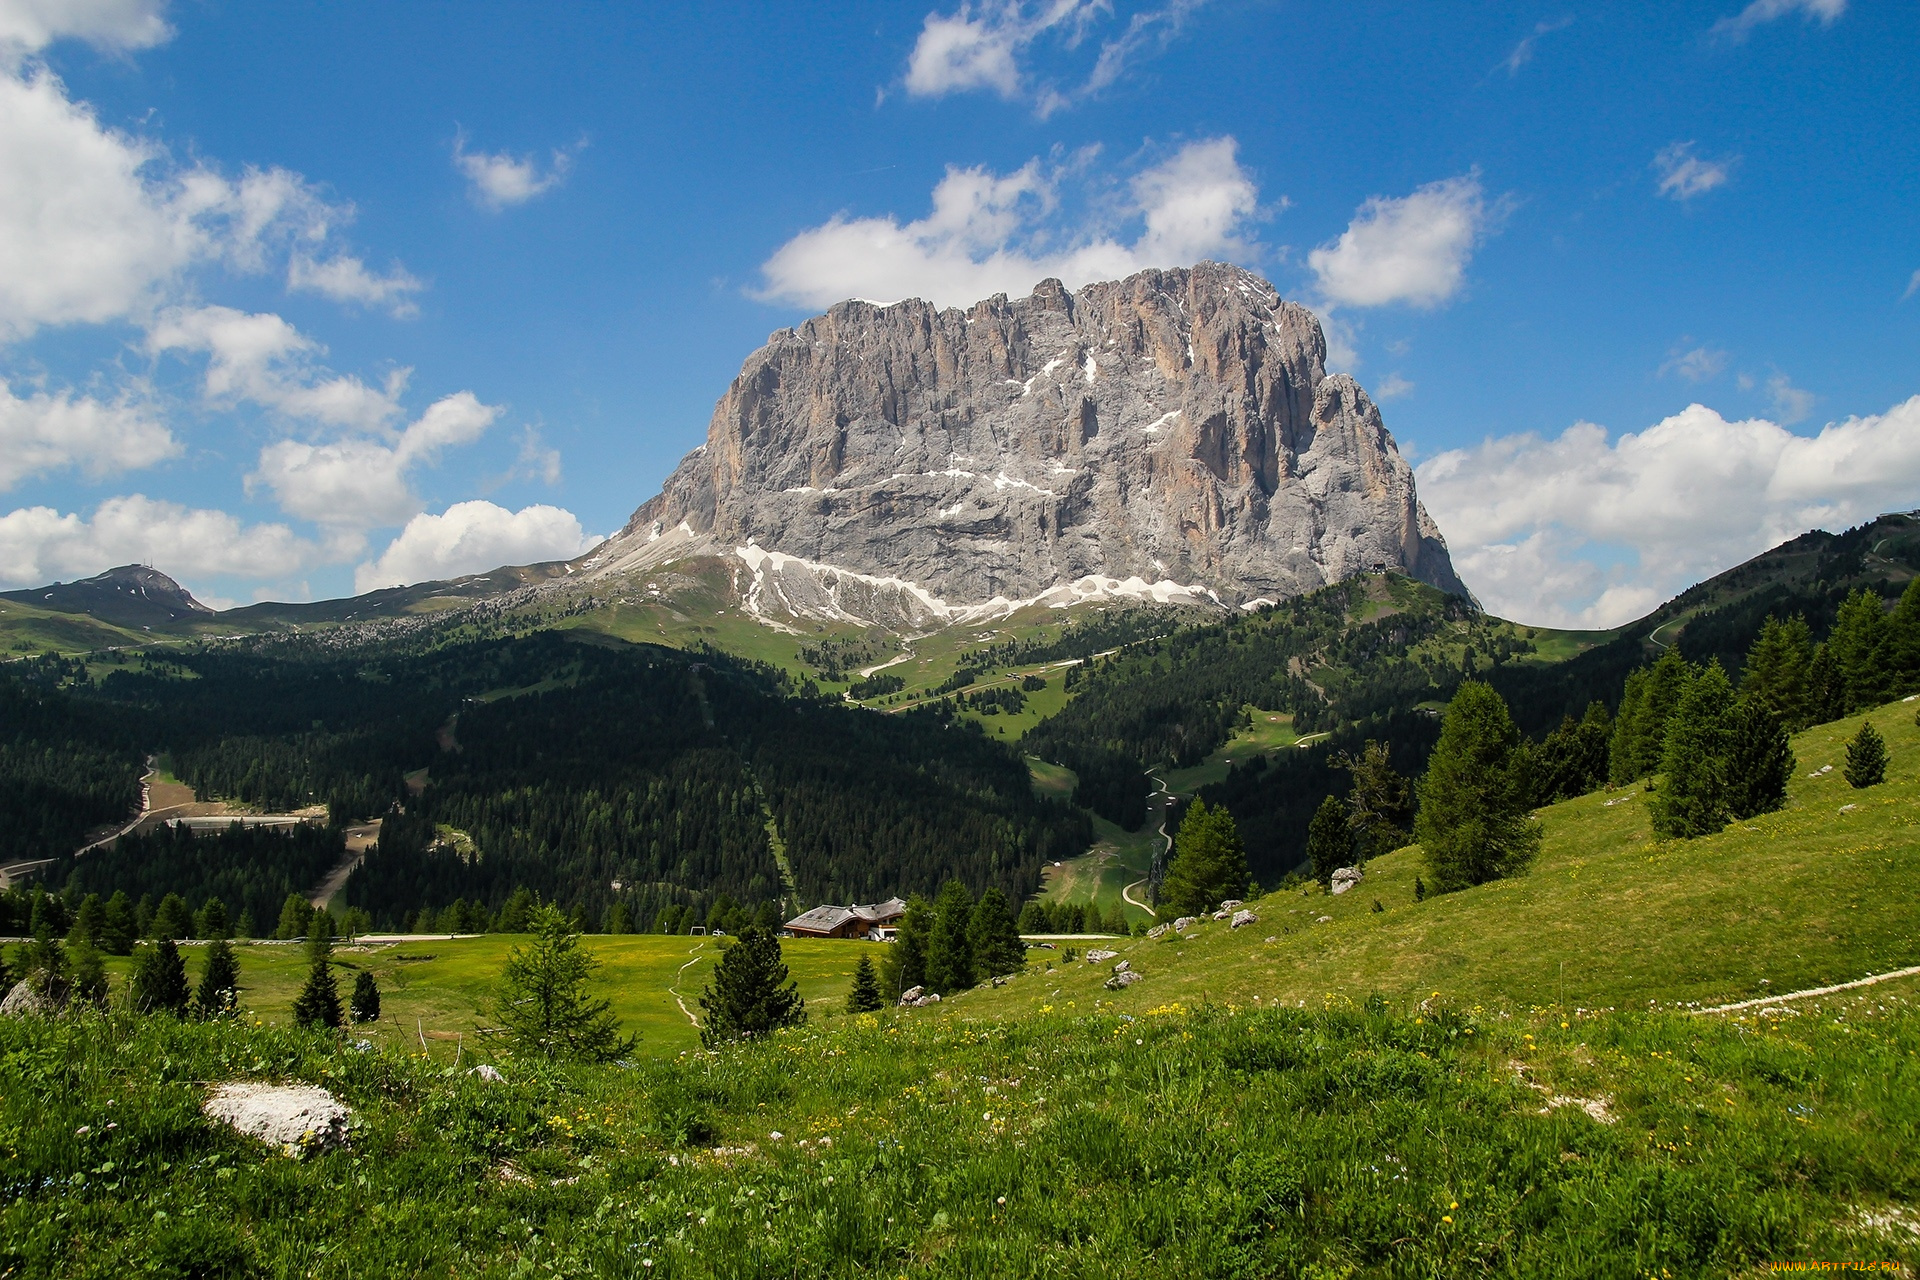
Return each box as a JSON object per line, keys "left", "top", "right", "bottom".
{"left": 620, "top": 262, "right": 1467, "bottom": 609}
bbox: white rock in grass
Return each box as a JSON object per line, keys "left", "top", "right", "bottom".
{"left": 468, "top": 1064, "right": 505, "bottom": 1083}
{"left": 1230, "top": 909, "right": 1258, "bottom": 929}
{"left": 0, "top": 980, "right": 59, "bottom": 1018}
{"left": 204, "top": 1083, "right": 350, "bottom": 1157}
{"left": 1086, "top": 949, "right": 1119, "bottom": 963}
{"left": 1330, "top": 867, "right": 1363, "bottom": 895}
{"left": 1104, "top": 970, "right": 1142, "bottom": 990}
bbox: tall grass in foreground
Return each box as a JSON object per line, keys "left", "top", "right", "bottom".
{"left": 2, "top": 992, "right": 1917, "bottom": 1277}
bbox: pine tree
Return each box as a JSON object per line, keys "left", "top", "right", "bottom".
{"left": 1807, "top": 644, "right": 1847, "bottom": 726}
{"left": 1017, "top": 900, "right": 1050, "bottom": 934}
{"left": 1724, "top": 698, "right": 1795, "bottom": 820}
{"left": 70, "top": 944, "right": 109, "bottom": 1008}
{"left": 1740, "top": 615, "right": 1815, "bottom": 730}
{"left": 1827, "top": 589, "right": 1892, "bottom": 711}
{"left": 1652, "top": 661, "right": 1737, "bottom": 839}
{"left": 927, "top": 880, "right": 977, "bottom": 994}
{"left": 604, "top": 902, "right": 632, "bottom": 935}
{"left": 99, "top": 891, "right": 136, "bottom": 956}
{"left": 845, "top": 953, "right": 884, "bottom": 1013}
{"left": 67, "top": 894, "right": 105, "bottom": 949}
{"left": 493, "top": 905, "right": 633, "bottom": 1060}
{"left": 21, "top": 922, "right": 70, "bottom": 1004}
{"left": 232, "top": 910, "right": 256, "bottom": 941}
{"left": 884, "top": 895, "right": 935, "bottom": 997}
{"left": 1415, "top": 681, "right": 1542, "bottom": 891}
{"left": 1845, "top": 720, "right": 1888, "bottom": 788}
{"left": 194, "top": 939, "right": 241, "bottom": 1019}
{"left": 1890, "top": 576, "right": 1920, "bottom": 693}
{"left": 1609, "top": 648, "right": 1695, "bottom": 784}
{"left": 275, "top": 893, "right": 312, "bottom": 941}
{"left": 1158, "top": 800, "right": 1249, "bottom": 915}
{"left": 195, "top": 897, "right": 231, "bottom": 941}
{"left": 968, "top": 886, "right": 1025, "bottom": 978}
{"left": 350, "top": 969, "right": 381, "bottom": 1023}
{"left": 1413, "top": 876, "right": 1426, "bottom": 902}
{"left": 698, "top": 925, "right": 805, "bottom": 1048}
{"left": 151, "top": 893, "right": 192, "bottom": 941}
{"left": 131, "top": 938, "right": 190, "bottom": 1015}
{"left": 291, "top": 915, "right": 343, "bottom": 1029}
{"left": 1334, "top": 740, "right": 1412, "bottom": 861}
{"left": 1304, "top": 794, "right": 1351, "bottom": 888}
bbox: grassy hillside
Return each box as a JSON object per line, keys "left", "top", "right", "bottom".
{"left": 963, "top": 696, "right": 1920, "bottom": 1021}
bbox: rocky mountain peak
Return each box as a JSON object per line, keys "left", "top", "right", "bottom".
{"left": 596, "top": 262, "right": 1466, "bottom": 626}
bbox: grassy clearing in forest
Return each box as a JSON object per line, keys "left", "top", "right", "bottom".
{"left": 105, "top": 935, "right": 895, "bottom": 1058}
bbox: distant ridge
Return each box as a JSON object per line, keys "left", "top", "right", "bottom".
{"left": 1, "top": 565, "right": 213, "bottom": 630}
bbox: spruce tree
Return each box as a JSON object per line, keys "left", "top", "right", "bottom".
{"left": 698, "top": 925, "right": 805, "bottom": 1048}
{"left": 845, "top": 953, "right": 884, "bottom": 1013}
{"left": 151, "top": 893, "right": 192, "bottom": 941}
{"left": 1158, "top": 800, "right": 1249, "bottom": 915}
{"left": 1334, "top": 740, "right": 1412, "bottom": 861}
{"left": 1304, "top": 794, "right": 1351, "bottom": 888}
{"left": 1017, "top": 900, "right": 1050, "bottom": 934}
{"left": 1414, "top": 681, "right": 1542, "bottom": 891}
{"left": 21, "top": 922, "right": 70, "bottom": 1004}
{"left": 350, "top": 968, "right": 381, "bottom": 1023}
{"left": 1845, "top": 720, "right": 1888, "bottom": 788}
{"left": 67, "top": 894, "right": 104, "bottom": 949}
{"left": 194, "top": 939, "right": 241, "bottom": 1019}
{"left": 1608, "top": 647, "right": 1695, "bottom": 785}
{"left": 275, "top": 893, "right": 312, "bottom": 941}
{"left": 99, "top": 891, "right": 136, "bottom": 956}
{"left": 1740, "top": 615, "right": 1815, "bottom": 730}
{"left": 291, "top": 915, "right": 343, "bottom": 1029}
{"left": 131, "top": 938, "right": 190, "bottom": 1016}
{"left": 1724, "top": 698, "right": 1795, "bottom": 820}
{"left": 70, "top": 944, "right": 109, "bottom": 1009}
{"left": 1807, "top": 644, "right": 1847, "bottom": 725}
{"left": 927, "top": 880, "right": 977, "bottom": 994}
{"left": 1652, "top": 661, "right": 1736, "bottom": 839}
{"left": 884, "top": 895, "right": 935, "bottom": 996}
{"left": 195, "top": 897, "right": 231, "bottom": 941}
{"left": 967, "top": 886, "right": 1025, "bottom": 978}
{"left": 493, "top": 905, "right": 633, "bottom": 1060}
{"left": 1827, "top": 589, "right": 1892, "bottom": 711}
{"left": 604, "top": 902, "right": 632, "bottom": 935}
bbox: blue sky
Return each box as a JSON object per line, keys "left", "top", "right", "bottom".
{"left": 0, "top": 0, "right": 1915, "bottom": 623}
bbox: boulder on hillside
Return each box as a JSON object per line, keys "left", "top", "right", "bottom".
{"left": 898, "top": 985, "right": 925, "bottom": 1007}
{"left": 1146, "top": 923, "right": 1171, "bottom": 939}
{"left": 0, "top": 980, "right": 59, "bottom": 1018}
{"left": 1086, "top": 949, "right": 1119, "bottom": 963}
{"left": 1105, "top": 970, "right": 1142, "bottom": 990}
{"left": 1330, "top": 867, "right": 1363, "bottom": 895}
{"left": 1172, "top": 917, "right": 1199, "bottom": 932}
{"left": 1218, "top": 900, "right": 1243, "bottom": 912}
{"left": 204, "top": 1083, "right": 350, "bottom": 1157}
{"left": 1230, "top": 909, "right": 1258, "bottom": 929}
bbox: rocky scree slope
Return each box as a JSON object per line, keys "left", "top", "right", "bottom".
{"left": 592, "top": 262, "right": 1467, "bottom": 628}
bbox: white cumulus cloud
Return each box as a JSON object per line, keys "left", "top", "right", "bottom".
{"left": 903, "top": 1, "right": 1203, "bottom": 115}
{"left": 1710, "top": 0, "right": 1845, "bottom": 42}
{"left": 0, "top": 0, "right": 170, "bottom": 60}
{"left": 0, "top": 493, "right": 313, "bottom": 589}
{"left": 355, "top": 500, "right": 600, "bottom": 592}
{"left": 250, "top": 391, "right": 501, "bottom": 530}
{"left": 148, "top": 304, "right": 406, "bottom": 431}
{"left": 0, "top": 64, "right": 419, "bottom": 342}
{"left": 0, "top": 379, "right": 177, "bottom": 489}
{"left": 1653, "top": 142, "right": 1735, "bottom": 201}
{"left": 287, "top": 252, "right": 423, "bottom": 317}
{"left": 1308, "top": 174, "right": 1492, "bottom": 310}
{"left": 1416, "top": 394, "right": 1920, "bottom": 628}
{"left": 453, "top": 133, "right": 581, "bottom": 210}
{"left": 756, "top": 136, "right": 1257, "bottom": 310}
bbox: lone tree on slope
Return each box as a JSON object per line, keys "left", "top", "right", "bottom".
{"left": 968, "top": 886, "right": 1026, "bottom": 979}
{"left": 1415, "top": 681, "right": 1541, "bottom": 892}
{"left": 494, "top": 905, "right": 634, "bottom": 1061}
{"left": 350, "top": 968, "right": 382, "bottom": 1023}
{"left": 1652, "top": 662, "right": 1736, "bottom": 839}
{"left": 1845, "top": 720, "right": 1888, "bottom": 788}
{"left": 193, "top": 938, "right": 241, "bottom": 1019}
{"left": 699, "top": 925, "right": 805, "bottom": 1048}
{"left": 1305, "top": 794, "right": 1351, "bottom": 888}
{"left": 1159, "top": 799, "right": 1249, "bottom": 916}
{"left": 292, "top": 913, "right": 343, "bottom": 1029}
{"left": 845, "top": 953, "right": 884, "bottom": 1014}
{"left": 131, "top": 936, "right": 190, "bottom": 1016}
